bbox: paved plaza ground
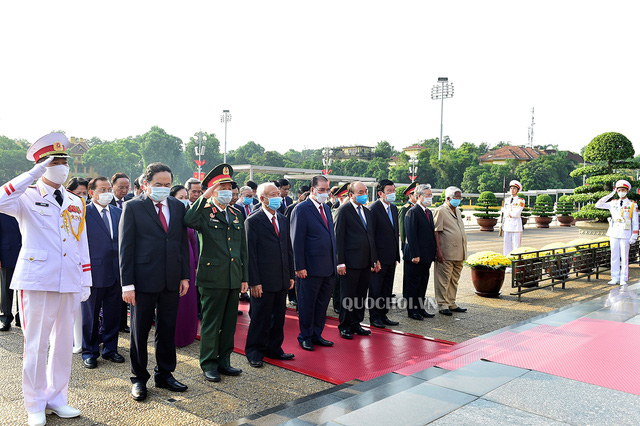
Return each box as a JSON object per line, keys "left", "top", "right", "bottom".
{"left": 0, "top": 225, "right": 633, "bottom": 425}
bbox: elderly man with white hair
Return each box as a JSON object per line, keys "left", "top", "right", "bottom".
{"left": 433, "top": 186, "right": 468, "bottom": 316}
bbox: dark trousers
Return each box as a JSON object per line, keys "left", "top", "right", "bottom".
{"left": 199, "top": 287, "right": 239, "bottom": 371}
{"left": 287, "top": 286, "right": 297, "bottom": 303}
{"left": 81, "top": 283, "right": 122, "bottom": 360}
{"left": 245, "top": 289, "right": 287, "bottom": 362}
{"left": 369, "top": 262, "right": 396, "bottom": 320}
{"left": 403, "top": 260, "right": 431, "bottom": 315}
{"left": 0, "top": 267, "right": 16, "bottom": 324}
{"left": 332, "top": 275, "right": 341, "bottom": 313}
{"left": 120, "top": 301, "right": 129, "bottom": 329}
{"left": 297, "top": 274, "right": 334, "bottom": 343}
{"left": 339, "top": 267, "right": 370, "bottom": 332}
{"left": 129, "top": 288, "right": 179, "bottom": 384}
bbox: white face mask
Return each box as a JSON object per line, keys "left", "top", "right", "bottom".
{"left": 422, "top": 197, "right": 432, "bottom": 207}
{"left": 618, "top": 190, "right": 628, "bottom": 199}
{"left": 315, "top": 192, "right": 329, "bottom": 203}
{"left": 43, "top": 164, "right": 69, "bottom": 185}
{"left": 97, "top": 192, "right": 114, "bottom": 206}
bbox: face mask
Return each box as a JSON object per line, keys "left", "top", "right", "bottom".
{"left": 385, "top": 193, "right": 396, "bottom": 203}
{"left": 97, "top": 192, "right": 114, "bottom": 206}
{"left": 242, "top": 197, "right": 253, "bottom": 205}
{"left": 618, "top": 191, "right": 628, "bottom": 198}
{"left": 81, "top": 195, "right": 88, "bottom": 202}
{"left": 180, "top": 199, "right": 190, "bottom": 207}
{"left": 450, "top": 199, "right": 461, "bottom": 207}
{"left": 422, "top": 197, "right": 432, "bottom": 207}
{"left": 43, "top": 164, "right": 69, "bottom": 185}
{"left": 149, "top": 187, "right": 170, "bottom": 202}
{"left": 315, "top": 192, "right": 329, "bottom": 203}
{"left": 268, "top": 197, "right": 282, "bottom": 210}
{"left": 356, "top": 194, "right": 368, "bottom": 205}
{"left": 216, "top": 190, "right": 233, "bottom": 205}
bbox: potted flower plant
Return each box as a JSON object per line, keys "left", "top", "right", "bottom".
{"left": 509, "top": 247, "right": 542, "bottom": 288}
{"left": 539, "top": 242, "right": 571, "bottom": 281}
{"left": 555, "top": 195, "right": 575, "bottom": 227}
{"left": 532, "top": 194, "right": 554, "bottom": 228}
{"left": 465, "top": 250, "right": 512, "bottom": 297}
{"left": 474, "top": 191, "right": 501, "bottom": 231}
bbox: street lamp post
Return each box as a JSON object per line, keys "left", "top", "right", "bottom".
{"left": 194, "top": 131, "right": 207, "bottom": 179}
{"left": 220, "top": 109, "right": 231, "bottom": 163}
{"left": 322, "top": 148, "right": 333, "bottom": 175}
{"left": 408, "top": 154, "right": 418, "bottom": 182}
{"left": 430, "top": 77, "right": 454, "bottom": 160}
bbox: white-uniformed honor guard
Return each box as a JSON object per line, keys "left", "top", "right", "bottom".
{"left": 596, "top": 180, "right": 639, "bottom": 286}
{"left": 0, "top": 133, "right": 91, "bottom": 426}
{"left": 501, "top": 180, "right": 525, "bottom": 255}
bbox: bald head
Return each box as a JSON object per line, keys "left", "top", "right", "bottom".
{"left": 349, "top": 181, "right": 368, "bottom": 205}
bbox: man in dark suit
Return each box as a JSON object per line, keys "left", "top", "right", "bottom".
{"left": 244, "top": 182, "right": 295, "bottom": 367}
{"left": 0, "top": 212, "right": 21, "bottom": 331}
{"left": 368, "top": 179, "right": 400, "bottom": 329}
{"left": 82, "top": 177, "right": 124, "bottom": 369}
{"left": 290, "top": 175, "right": 336, "bottom": 351}
{"left": 403, "top": 184, "right": 436, "bottom": 320}
{"left": 111, "top": 172, "right": 134, "bottom": 333}
{"left": 334, "top": 181, "right": 379, "bottom": 339}
{"left": 330, "top": 183, "right": 350, "bottom": 314}
{"left": 398, "top": 182, "right": 418, "bottom": 255}
{"left": 277, "top": 178, "right": 293, "bottom": 215}
{"left": 120, "top": 163, "right": 190, "bottom": 401}
{"left": 284, "top": 185, "right": 309, "bottom": 218}
{"left": 237, "top": 185, "right": 255, "bottom": 219}
{"left": 245, "top": 180, "right": 260, "bottom": 206}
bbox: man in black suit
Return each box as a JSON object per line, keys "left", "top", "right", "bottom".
{"left": 330, "top": 182, "right": 350, "bottom": 314}
{"left": 244, "top": 182, "right": 295, "bottom": 367}
{"left": 284, "top": 185, "right": 309, "bottom": 218}
{"left": 403, "top": 184, "right": 436, "bottom": 320}
{"left": 277, "top": 178, "right": 293, "bottom": 215}
{"left": 111, "top": 172, "right": 134, "bottom": 333}
{"left": 119, "top": 162, "right": 190, "bottom": 401}
{"left": 334, "top": 181, "right": 380, "bottom": 339}
{"left": 0, "top": 212, "right": 21, "bottom": 331}
{"left": 368, "top": 179, "right": 400, "bottom": 329}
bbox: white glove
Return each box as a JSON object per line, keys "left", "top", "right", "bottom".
{"left": 630, "top": 235, "right": 638, "bottom": 245}
{"left": 81, "top": 286, "right": 91, "bottom": 302}
{"left": 31, "top": 156, "right": 54, "bottom": 177}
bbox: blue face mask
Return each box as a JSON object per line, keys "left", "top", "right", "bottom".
{"left": 450, "top": 199, "right": 461, "bottom": 207}
{"left": 216, "top": 190, "right": 233, "bottom": 205}
{"left": 180, "top": 199, "right": 190, "bottom": 207}
{"left": 268, "top": 197, "right": 282, "bottom": 210}
{"left": 242, "top": 196, "right": 253, "bottom": 205}
{"left": 356, "top": 194, "right": 368, "bottom": 205}
{"left": 385, "top": 193, "right": 396, "bottom": 203}
{"left": 149, "top": 187, "right": 170, "bottom": 202}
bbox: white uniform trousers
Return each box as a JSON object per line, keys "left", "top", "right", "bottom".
{"left": 18, "top": 290, "right": 81, "bottom": 413}
{"left": 73, "top": 307, "right": 82, "bottom": 352}
{"left": 503, "top": 231, "right": 522, "bottom": 256}
{"left": 610, "top": 237, "right": 630, "bottom": 282}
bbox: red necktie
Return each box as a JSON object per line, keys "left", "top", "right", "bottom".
{"left": 319, "top": 205, "right": 329, "bottom": 229}
{"left": 272, "top": 215, "right": 279, "bottom": 236}
{"left": 157, "top": 203, "right": 168, "bottom": 232}
{"left": 245, "top": 205, "right": 250, "bottom": 216}
{"left": 425, "top": 208, "right": 432, "bottom": 225}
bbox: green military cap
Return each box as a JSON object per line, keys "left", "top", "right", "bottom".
{"left": 333, "top": 182, "right": 349, "bottom": 198}
{"left": 202, "top": 163, "right": 234, "bottom": 188}
{"left": 404, "top": 182, "right": 418, "bottom": 196}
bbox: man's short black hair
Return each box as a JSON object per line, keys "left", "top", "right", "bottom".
{"left": 272, "top": 180, "right": 281, "bottom": 188}
{"left": 144, "top": 162, "right": 173, "bottom": 184}
{"left": 133, "top": 177, "right": 141, "bottom": 189}
{"left": 88, "top": 176, "right": 109, "bottom": 191}
{"left": 231, "top": 181, "right": 238, "bottom": 190}
{"left": 111, "top": 172, "right": 130, "bottom": 185}
{"left": 311, "top": 175, "right": 329, "bottom": 188}
{"left": 377, "top": 179, "right": 394, "bottom": 193}
{"left": 245, "top": 180, "right": 257, "bottom": 191}
{"left": 278, "top": 178, "right": 290, "bottom": 187}
{"left": 298, "top": 185, "right": 310, "bottom": 195}
{"left": 66, "top": 177, "right": 89, "bottom": 192}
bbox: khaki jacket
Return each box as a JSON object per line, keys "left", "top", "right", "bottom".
{"left": 433, "top": 203, "right": 467, "bottom": 261}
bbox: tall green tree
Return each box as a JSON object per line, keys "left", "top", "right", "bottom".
{"left": 83, "top": 142, "right": 142, "bottom": 179}
{"left": 583, "top": 132, "right": 634, "bottom": 174}
{"left": 139, "top": 126, "right": 189, "bottom": 182}
{"left": 374, "top": 141, "right": 394, "bottom": 159}
{"left": 0, "top": 136, "right": 31, "bottom": 184}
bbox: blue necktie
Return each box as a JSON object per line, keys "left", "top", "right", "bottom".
{"left": 387, "top": 206, "right": 393, "bottom": 225}
{"left": 357, "top": 206, "right": 367, "bottom": 229}
{"left": 101, "top": 208, "right": 112, "bottom": 239}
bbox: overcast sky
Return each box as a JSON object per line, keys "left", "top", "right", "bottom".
{"left": 1, "top": 1, "right": 638, "bottom": 157}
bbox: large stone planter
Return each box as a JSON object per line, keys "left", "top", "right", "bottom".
{"left": 576, "top": 220, "right": 609, "bottom": 236}
{"left": 534, "top": 216, "right": 553, "bottom": 228}
{"left": 476, "top": 218, "right": 498, "bottom": 232}
{"left": 557, "top": 215, "right": 574, "bottom": 227}
{"left": 471, "top": 267, "right": 505, "bottom": 297}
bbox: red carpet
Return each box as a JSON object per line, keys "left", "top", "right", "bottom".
{"left": 486, "top": 318, "right": 640, "bottom": 395}
{"left": 232, "top": 302, "right": 454, "bottom": 384}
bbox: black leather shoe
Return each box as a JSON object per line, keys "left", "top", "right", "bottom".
{"left": 371, "top": 319, "right": 386, "bottom": 328}
{"left": 131, "top": 383, "right": 147, "bottom": 401}
{"left": 419, "top": 309, "right": 435, "bottom": 318}
{"left": 382, "top": 317, "right": 399, "bottom": 326}
{"left": 439, "top": 309, "right": 453, "bottom": 316}
{"left": 267, "top": 353, "right": 295, "bottom": 360}
{"left": 155, "top": 377, "right": 188, "bottom": 392}
{"left": 451, "top": 307, "right": 467, "bottom": 313}
{"left": 353, "top": 327, "right": 372, "bottom": 336}
{"left": 219, "top": 366, "right": 242, "bottom": 376}
{"left": 340, "top": 330, "right": 353, "bottom": 340}
{"left": 408, "top": 312, "right": 424, "bottom": 320}
{"left": 237, "top": 310, "right": 243, "bottom": 315}
{"left": 0, "top": 321, "right": 10, "bottom": 331}
{"left": 203, "top": 370, "right": 221, "bottom": 382}
{"left": 239, "top": 292, "right": 250, "bottom": 302}
{"left": 248, "top": 359, "right": 263, "bottom": 368}
{"left": 312, "top": 337, "right": 334, "bottom": 347}
{"left": 103, "top": 352, "right": 125, "bottom": 363}
{"left": 300, "top": 341, "right": 314, "bottom": 351}
{"left": 120, "top": 326, "right": 130, "bottom": 333}
{"left": 83, "top": 358, "right": 98, "bottom": 369}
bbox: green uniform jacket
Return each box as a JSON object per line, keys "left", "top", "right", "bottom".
{"left": 184, "top": 196, "right": 248, "bottom": 289}
{"left": 398, "top": 202, "right": 413, "bottom": 250}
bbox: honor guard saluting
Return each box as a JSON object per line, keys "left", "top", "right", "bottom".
{"left": 596, "top": 180, "right": 639, "bottom": 286}
{"left": 184, "top": 164, "right": 248, "bottom": 383}
{"left": 501, "top": 180, "right": 525, "bottom": 255}
{"left": 0, "top": 133, "right": 91, "bottom": 426}
{"left": 398, "top": 182, "right": 418, "bottom": 254}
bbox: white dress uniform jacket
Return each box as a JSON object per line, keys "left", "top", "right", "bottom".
{"left": 596, "top": 197, "right": 640, "bottom": 240}
{"left": 501, "top": 195, "right": 525, "bottom": 233}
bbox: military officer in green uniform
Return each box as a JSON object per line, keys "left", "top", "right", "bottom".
{"left": 184, "top": 164, "right": 248, "bottom": 383}
{"left": 398, "top": 182, "right": 418, "bottom": 254}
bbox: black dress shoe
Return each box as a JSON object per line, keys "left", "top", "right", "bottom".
{"left": 219, "top": 366, "right": 242, "bottom": 376}
{"left": 382, "top": 317, "right": 399, "bottom": 326}
{"left": 451, "top": 307, "right": 467, "bottom": 313}
{"left": 290, "top": 300, "right": 297, "bottom": 307}
{"left": 239, "top": 292, "right": 250, "bottom": 302}
{"left": 371, "top": 319, "right": 386, "bottom": 329}
{"left": 203, "top": 370, "right": 221, "bottom": 382}
{"left": 0, "top": 321, "right": 10, "bottom": 331}
{"left": 340, "top": 330, "right": 353, "bottom": 339}
{"left": 103, "top": 352, "right": 125, "bottom": 363}
{"left": 311, "top": 337, "right": 334, "bottom": 347}
{"left": 83, "top": 358, "right": 98, "bottom": 369}
{"left": 352, "top": 327, "right": 372, "bottom": 336}
{"left": 419, "top": 309, "right": 435, "bottom": 318}
{"left": 300, "top": 341, "right": 314, "bottom": 351}
{"left": 155, "top": 377, "right": 188, "bottom": 392}
{"left": 408, "top": 312, "right": 424, "bottom": 320}
{"left": 119, "top": 326, "right": 130, "bottom": 333}
{"left": 131, "top": 383, "right": 147, "bottom": 401}
{"left": 248, "top": 359, "right": 263, "bottom": 368}
{"left": 439, "top": 309, "right": 453, "bottom": 316}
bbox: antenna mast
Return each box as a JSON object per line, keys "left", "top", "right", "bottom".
{"left": 527, "top": 107, "right": 535, "bottom": 148}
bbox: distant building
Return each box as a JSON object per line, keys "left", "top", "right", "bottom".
{"left": 403, "top": 144, "right": 428, "bottom": 158}
{"left": 67, "top": 137, "right": 96, "bottom": 178}
{"left": 478, "top": 146, "right": 543, "bottom": 165}
{"left": 388, "top": 156, "right": 400, "bottom": 167}
{"left": 542, "top": 148, "right": 585, "bottom": 164}
{"left": 333, "top": 145, "right": 374, "bottom": 161}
